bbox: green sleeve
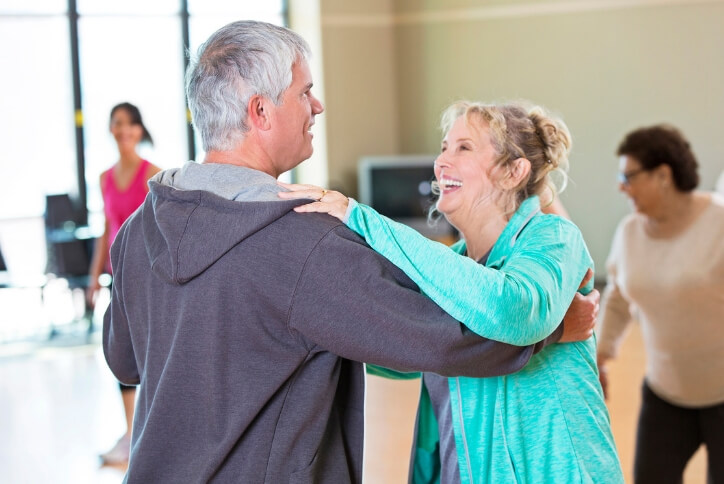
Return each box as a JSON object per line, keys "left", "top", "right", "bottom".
{"left": 346, "top": 200, "right": 592, "bottom": 346}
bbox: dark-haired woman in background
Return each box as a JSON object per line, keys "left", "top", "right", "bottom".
{"left": 87, "top": 102, "right": 161, "bottom": 465}
{"left": 597, "top": 125, "right": 724, "bottom": 483}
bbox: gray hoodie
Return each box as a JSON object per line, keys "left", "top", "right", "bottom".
{"left": 103, "top": 162, "right": 557, "bottom": 483}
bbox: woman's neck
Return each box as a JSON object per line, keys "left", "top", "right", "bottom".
{"left": 644, "top": 190, "right": 708, "bottom": 238}
{"left": 454, "top": 211, "right": 509, "bottom": 261}
{"left": 118, "top": 149, "right": 141, "bottom": 166}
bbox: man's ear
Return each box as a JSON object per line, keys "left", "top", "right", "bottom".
{"left": 502, "top": 157, "right": 531, "bottom": 189}
{"left": 247, "top": 95, "right": 272, "bottom": 131}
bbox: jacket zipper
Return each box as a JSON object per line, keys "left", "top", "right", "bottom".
{"left": 455, "top": 377, "right": 475, "bottom": 484}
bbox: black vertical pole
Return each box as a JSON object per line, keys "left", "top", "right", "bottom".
{"left": 180, "top": 0, "right": 196, "bottom": 161}
{"left": 68, "top": 0, "right": 87, "bottom": 224}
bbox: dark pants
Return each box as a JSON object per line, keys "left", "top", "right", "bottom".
{"left": 634, "top": 380, "right": 724, "bottom": 484}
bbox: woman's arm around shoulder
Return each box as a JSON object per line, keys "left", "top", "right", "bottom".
{"left": 348, "top": 201, "right": 592, "bottom": 345}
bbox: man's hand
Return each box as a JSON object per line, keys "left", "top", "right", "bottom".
{"left": 560, "top": 270, "right": 600, "bottom": 343}
{"left": 578, "top": 267, "right": 594, "bottom": 290}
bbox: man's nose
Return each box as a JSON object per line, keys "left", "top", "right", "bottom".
{"left": 312, "top": 96, "right": 324, "bottom": 115}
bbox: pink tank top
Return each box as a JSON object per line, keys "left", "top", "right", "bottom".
{"left": 102, "top": 159, "right": 151, "bottom": 246}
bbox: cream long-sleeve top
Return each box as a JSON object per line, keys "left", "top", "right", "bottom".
{"left": 598, "top": 193, "right": 724, "bottom": 407}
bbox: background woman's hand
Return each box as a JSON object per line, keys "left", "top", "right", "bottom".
{"left": 277, "top": 182, "right": 350, "bottom": 222}
{"left": 86, "top": 278, "right": 101, "bottom": 309}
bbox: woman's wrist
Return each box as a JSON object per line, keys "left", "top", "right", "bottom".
{"left": 342, "top": 198, "right": 358, "bottom": 225}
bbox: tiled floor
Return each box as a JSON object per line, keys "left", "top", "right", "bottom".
{"left": 0, "top": 341, "right": 128, "bottom": 483}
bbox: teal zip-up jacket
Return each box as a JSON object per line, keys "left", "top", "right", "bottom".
{"left": 346, "top": 196, "right": 623, "bottom": 484}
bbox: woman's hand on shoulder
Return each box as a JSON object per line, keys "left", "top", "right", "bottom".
{"left": 277, "top": 182, "right": 350, "bottom": 222}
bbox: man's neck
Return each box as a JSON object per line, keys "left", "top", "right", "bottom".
{"left": 203, "top": 142, "right": 279, "bottom": 178}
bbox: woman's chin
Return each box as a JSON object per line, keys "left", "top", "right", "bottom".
{"left": 117, "top": 142, "right": 138, "bottom": 152}
{"left": 631, "top": 203, "right": 650, "bottom": 216}
{"left": 437, "top": 206, "right": 462, "bottom": 229}
{"left": 436, "top": 202, "right": 452, "bottom": 218}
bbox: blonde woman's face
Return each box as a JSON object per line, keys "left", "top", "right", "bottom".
{"left": 433, "top": 116, "right": 499, "bottom": 226}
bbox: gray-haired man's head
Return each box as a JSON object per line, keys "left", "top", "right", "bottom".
{"left": 186, "top": 20, "right": 311, "bottom": 152}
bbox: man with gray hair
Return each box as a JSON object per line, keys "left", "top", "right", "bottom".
{"left": 103, "top": 20, "right": 597, "bottom": 483}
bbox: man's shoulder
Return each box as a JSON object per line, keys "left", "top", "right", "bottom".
{"left": 285, "top": 212, "right": 421, "bottom": 299}
{"left": 279, "top": 210, "right": 362, "bottom": 243}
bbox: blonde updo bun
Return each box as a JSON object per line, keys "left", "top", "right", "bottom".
{"left": 527, "top": 106, "right": 571, "bottom": 197}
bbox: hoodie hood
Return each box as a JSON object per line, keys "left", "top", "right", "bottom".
{"left": 141, "top": 163, "right": 306, "bottom": 285}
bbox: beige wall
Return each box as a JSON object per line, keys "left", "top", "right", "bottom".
{"left": 304, "top": 0, "right": 724, "bottom": 276}
{"left": 289, "top": 0, "right": 329, "bottom": 188}
{"left": 316, "top": 0, "right": 400, "bottom": 194}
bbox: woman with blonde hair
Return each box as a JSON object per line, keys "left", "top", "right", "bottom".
{"left": 280, "top": 100, "right": 622, "bottom": 483}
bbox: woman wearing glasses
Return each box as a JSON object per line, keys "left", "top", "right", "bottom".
{"left": 598, "top": 124, "right": 724, "bottom": 483}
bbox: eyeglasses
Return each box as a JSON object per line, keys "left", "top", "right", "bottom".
{"left": 617, "top": 168, "right": 647, "bottom": 186}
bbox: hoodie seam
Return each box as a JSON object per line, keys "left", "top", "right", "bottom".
{"left": 262, "top": 348, "right": 314, "bottom": 483}
{"left": 285, "top": 222, "right": 344, "bottom": 352}
{"left": 173, "top": 193, "right": 201, "bottom": 282}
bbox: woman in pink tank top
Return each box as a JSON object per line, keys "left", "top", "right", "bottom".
{"left": 88, "top": 102, "right": 161, "bottom": 466}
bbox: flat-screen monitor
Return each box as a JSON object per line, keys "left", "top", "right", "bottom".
{"left": 357, "top": 155, "right": 454, "bottom": 239}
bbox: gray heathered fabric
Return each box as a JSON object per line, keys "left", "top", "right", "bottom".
{"left": 423, "top": 373, "right": 462, "bottom": 484}
{"left": 104, "top": 163, "right": 544, "bottom": 483}
{"left": 152, "top": 161, "right": 293, "bottom": 202}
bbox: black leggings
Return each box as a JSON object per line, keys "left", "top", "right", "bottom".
{"left": 634, "top": 380, "right": 724, "bottom": 484}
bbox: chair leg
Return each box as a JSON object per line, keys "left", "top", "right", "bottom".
{"left": 84, "top": 292, "right": 94, "bottom": 340}
{"left": 41, "top": 282, "right": 59, "bottom": 340}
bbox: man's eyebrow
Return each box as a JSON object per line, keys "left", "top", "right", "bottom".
{"left": 303, "top": 82, "right": 313, "bottom": 91}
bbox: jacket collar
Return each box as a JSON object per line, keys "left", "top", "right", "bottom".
{"left": 486, "top": 195, "right": 541, "bottom": 269}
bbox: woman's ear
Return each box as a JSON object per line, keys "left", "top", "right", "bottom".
{"left": 501, "top": 158, "right": 531, "bottom": 189}
{"left": 656, "top": 164, "right": 673, "bottom": 187}
{"left": 247, "top": 95, "right": 272, "bottom": 131}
